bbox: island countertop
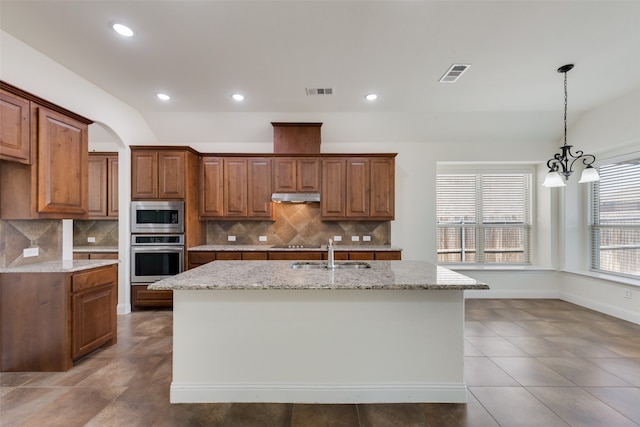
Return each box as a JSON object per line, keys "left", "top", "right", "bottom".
{"left": 187, "top": 244, "right": 402, "bottom": 252}
{"left": 149, "top": 260, "right": 489, "bottom": 291}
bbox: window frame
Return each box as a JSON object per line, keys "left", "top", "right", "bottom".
{"left": 437, "top": 166, "right": 534, "bottom": 266}
{"left": 588, "top": 154, "right": 640, "bottom": 280}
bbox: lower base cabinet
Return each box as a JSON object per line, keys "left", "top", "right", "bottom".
{"left": 0, "top": 264, "right": 118, "bottom": 372}
{"left": 131, "top": 284, "right": 173, "bottom": 310}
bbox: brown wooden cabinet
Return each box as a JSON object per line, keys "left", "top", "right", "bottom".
{"left": 200, "top": 156, "right": 273, "bottom": 220}
{"left": 0, "top": 82, "right": 91, "bottom": 220}
{"left": 131, "top": 284, "right": 173, "bottom": 310}
{"left": 268, "top": 251, "right": 323, "bottom": 261}
{"left": 1, "top": 264, "right": 117, "bottom": 372}
{"left": 200, "top": 156, "right": 224, "bottom": 217}
{"left": 73, "top": 251, "right": 119, "bottom": 260}
{"left": 273, "top": 157, "right": 320, "bottom": 193}
{"left": 70, "top": 265, "right": 118, "bottom": 360}
{"left": 321, "top": 155, "right": 395, "bottom": 220}
{"left": 0, "top": 88, "right": 31, "bottom": 164}
{"left": 188, "top": 250, "right": 268, "bottom": 269}
{"left": 87, "top": 153, "right": 118, "bottom": 218}
{"left": 131, "top": 149, "right": 185, "bottom": 200}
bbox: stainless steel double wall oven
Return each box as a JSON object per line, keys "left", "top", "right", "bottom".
{"left": 130, "top": 201, "right": 185, "bottom": 284}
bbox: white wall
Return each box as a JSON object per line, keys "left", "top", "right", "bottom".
{"left": 3, "top": 29, "right": 640, "bottom": 323}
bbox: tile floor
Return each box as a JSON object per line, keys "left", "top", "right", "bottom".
{"left": 1, "top": 299, "right": 640, "bottom": 426}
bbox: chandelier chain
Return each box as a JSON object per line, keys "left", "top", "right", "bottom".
{"left": 563, "top": 70, "right": 568, "bottom": 146}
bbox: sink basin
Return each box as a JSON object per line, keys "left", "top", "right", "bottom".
{"left": 290, "top": 261, "right": 371, "bottom": 269}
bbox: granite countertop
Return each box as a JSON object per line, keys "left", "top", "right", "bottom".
{"left": 149, "top": 260, "right": 489, "bottom": 291}
{"left": 0, "top": 259, "right": 119, "bottom": 273}
{"left": 188, "top": 244, "right": 402, "bottom": 252}
{"left": 73, "top": 246, "right": 119, "bottom": 253}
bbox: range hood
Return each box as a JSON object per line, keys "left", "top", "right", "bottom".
{"left": 271, "top": 193, "right": 321, "bottom": 203}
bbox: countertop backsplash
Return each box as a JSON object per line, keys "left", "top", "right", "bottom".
{"left": 206, "top": 203, "right": 390, "bottom": 246}
{"left": 73, "top": 220, "right": 118, "bottom": 247}
{"left": 0, "top": 220, "right": 62, "bottom": 268}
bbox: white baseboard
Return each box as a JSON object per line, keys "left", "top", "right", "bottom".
{"left": 170, "top": 383, "right": 468, "bottom": 404}
{"left": 465, "top": 289, "right": 560, "bottom": 299}
{"left": 559, "top": 291, "right": 640, "bottom": 325}
{"left": 117, "top": 303, "right": 131, "bottom": 315}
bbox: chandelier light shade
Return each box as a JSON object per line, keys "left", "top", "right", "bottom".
{"left": 542, "top": 64, "right": 600, "bottom": 187}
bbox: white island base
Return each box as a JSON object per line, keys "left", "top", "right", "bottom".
{"left": 170, "top": 289, "right": 467, "bottom": 404}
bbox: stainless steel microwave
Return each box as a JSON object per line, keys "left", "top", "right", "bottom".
{"left": 131, "top": 201, "right": 184, "bottom": 233}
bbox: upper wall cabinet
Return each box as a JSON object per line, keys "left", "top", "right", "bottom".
{"left": 200, "top": 156, "right": 274, "bottom": 220}
{"left": 0, "top": 88, "right": 32, "bottom": 164}
{"left": 273, "top": 157, "right": 321, "bottom": 193}
{"left": 88, "top": 153, "right": 118, "bottom": 218}
{"left": 321, "top": 155, "right": 395, "bottom": 220}
{"left": 131, "top": 149, "right": 185, "bottom": 200}
{"left": 0, "top": 82, "right": 91, "bottom": 220}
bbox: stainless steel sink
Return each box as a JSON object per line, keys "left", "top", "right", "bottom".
{"left": 290, "top": 261, "right": 371, "bottom": 269}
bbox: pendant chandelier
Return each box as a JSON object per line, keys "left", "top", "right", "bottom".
{"left": 542, "top": 64, "right": 600, "bottom": 187}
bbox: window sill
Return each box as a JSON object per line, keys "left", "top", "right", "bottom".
{"left": 440, "top": 264, "right": 555, "bottom": 272}
{"left": 561, "top": 269, "right": 640, "bottom": 288}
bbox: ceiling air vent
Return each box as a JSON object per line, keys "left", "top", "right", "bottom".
{"left": 306, "top": 87, "right": 334, "bottom": 96}
{"left": 439, "top": 64, "right": 471, "bottom": 83}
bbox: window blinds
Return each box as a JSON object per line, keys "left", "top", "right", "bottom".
{"left": 437, "top": 173, "right": 531, "bottom": 264}
{"left": 589, "top": 160, "right": 640, "bottom": 277}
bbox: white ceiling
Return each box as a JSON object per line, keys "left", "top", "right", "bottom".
{"left": 2, "top": 0, "right": 640, "bottom": 145}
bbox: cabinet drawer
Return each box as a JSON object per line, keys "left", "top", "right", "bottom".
{"left": 189, "top": 251, "right": 216, "bottom": 265}
{"left": 242, "top": 252, "right": 267, "bottom": 260}
{"left": 268, "top": 251, "right": 323, "bottom": 261}
{"left": 374, "top": 251, "right": 401, "bottom": 260}
{"left": 72, "top": 265, "right": 117, "bottom": 293}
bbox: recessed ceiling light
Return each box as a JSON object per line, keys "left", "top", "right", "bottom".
{"left": 365, "top": 93, "right": 378, "bottom": 101}
{"left": 232, "top": 94, "right": 245, "bottom": 101}
{"left": 157, "top": 93, "right": 171, "bottom": 101}
{"left": 112, "top": 23, "right": 134, "bottom": 37}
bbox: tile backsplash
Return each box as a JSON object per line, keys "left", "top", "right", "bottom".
{"left": 206, "top": 203, "right": 390, "bottom": 246}
{"left": 73, "top": 220, "right": 119, "bottom": 247}
{"left": 0, "top": 220, "right": 62, "bottom": 268}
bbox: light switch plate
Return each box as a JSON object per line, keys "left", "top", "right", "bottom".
{"left": 228, "top": 235, "right": 236, "bottom": 242}
{"left": 333, "top": 236, "right": 342, "bottom": 242}
{"left": 87, "top": 236, "right": 96, "bottom": 243}
{"left": 351, "top": 236, "right": 360, "bottom": 242}
{"left": 24, "top": 247, "right": 39, "bottom": 257}
{"left": 259, "top": 236, "right": 267, "bottom": 242}
{"left": 363, "top": 235, "right": 371, "bottom": 242}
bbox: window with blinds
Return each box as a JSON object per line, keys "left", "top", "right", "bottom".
{"left": 589, "top": 159, "right": 640, "bottom": 278}
{"left": 437, "top": 173, "right": 532, "bottom": 264}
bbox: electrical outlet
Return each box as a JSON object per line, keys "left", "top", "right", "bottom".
{"left": 259, "top": 236, "right": 267, "bottom": 242}
{"left": 624, "top": 289, "right": 632, "bottom": 299}
{"left": 351, "top": 235, "right": 360, "bottom": 242}
{"left": 87, "top": 236, "right": 96, "bottom": 243}
{"left": 363, "top": 235, "right": 371, "bottom": 242}
{"left": 23, "top": 247, "right": 39, "bottom": 257}
{"left": 333, "top": 236, "right": 342, "bottom": 242}
{"left": 227, "top": 235, "right": 236, "bottom": 242}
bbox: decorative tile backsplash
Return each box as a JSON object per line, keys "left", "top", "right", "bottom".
{"left": 0, "top": 220, "right": 62, "bottom": 268}
{"left": 206, "top": 203, "right": 390, "bottom": 246}
{"left": 73, "top": 220, "right": 119, "bottom": 247}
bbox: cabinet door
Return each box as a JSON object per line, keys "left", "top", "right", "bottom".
{"left": 71, "top": 266, "right": 117, "bottom": 360}
{"left": 321, "top": 158, "right": 346, "bottom": 217}
{"left": 346, "top": 158, "right": 370, "bottom": 218}
{"left": 247, "top": 157, "right": 273, "bottom": 218}
{"left": 0, "top": 89, "right": 31, "bottom": 164}
{"left": 132, "top": 150, "right": 158, "bottom": 199}
{"left": 200, "top": 157, "right": 224, "bottom": 217}
{"left": 224, "top": 158, "right": 248, "bottom": 217}
{"left": 158, "top": 151, "right": 185, "bottom": 199}
{"left": 37, "top": 106, "right": 88, "bottom": 216}
{"left": 297, "top": 158, "right": 320, "bottom": 192}
{"left": 107, "top": 156, "right": 119, "bottom": 217}
{"left": 370, "top": 157, "right": 394, "bottom": 219}
{"left": 87, "top": 155, "right": 108, "bottom": 217}
{"left": 273, "top": 158, "right": 297, "bottom": 193}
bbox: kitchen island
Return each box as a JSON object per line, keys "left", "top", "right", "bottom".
{"left": 149, "top": 260, "right": 489, "bottom": 404}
